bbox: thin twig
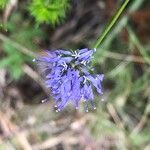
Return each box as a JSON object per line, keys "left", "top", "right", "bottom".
{"left": 144, "top": 144, "right": 150, "bottom": 150}
{"left": 16, "top": 132, "right": 32, "bottom": 150}
{"left": 104, "top": 51, "right": 147, "bottom": 64}
{"left": 127, "top": 26, "right": 150, "bottom": 65}
{"left": 0, "top": 34, "right": 49, "bottom": 96}
{"left": 32, "top": 132, "right": 79, "bottom": 150}
{"left": 22, "top": 64, "right": 49, "bottom": 96}
{"left": 0, "top": 110, "right": 18, "bottom": 137}
{"left": 1, "top": 115, "right": 71, "bottom": 140}
{"left": 0, "top": 33, "right": 38, "bottom": 58}
{"left": 107, "top": 103, "right": 124, "bottom": 129}
{"left": 130, "top": 103, "right": 150, "bottom": 135}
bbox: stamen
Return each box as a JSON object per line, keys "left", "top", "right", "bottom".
{"left": 72, "top": 51, "right": 80, "bottom": 59}
{"left": 32, "top": 58, "right": 36, "bottom": 62}
{"left": 62, "top": 62, "right": 67, "bottom": 70}
{"left": 56, "top": 108, "right": 60, "bottom": 112}
{"left": 83, "top": 76, "right": 87, "bottom": 84}
{"left": 81, "top": 60, "right": 86, "bottom": 65}
{"left": 41, "top": 98, "right": 48, "bottom": 103}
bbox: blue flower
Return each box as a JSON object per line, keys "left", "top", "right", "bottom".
{"left": 33, "top": 48, "right": 104, "bottom": 111}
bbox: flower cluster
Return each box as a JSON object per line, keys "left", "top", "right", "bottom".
{"left": 34, "top": 48, "right": 104, "bottom": 111}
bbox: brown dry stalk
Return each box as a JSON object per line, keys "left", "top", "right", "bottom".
{"left": 0, "top": 33, "right": 38, "bottom": 57}
{"left": 104, "top": 51, "right": 147, "bottom": 64}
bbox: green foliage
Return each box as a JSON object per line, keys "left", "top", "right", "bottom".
{"left": 28, "top": 0, "right": 70, "bottom": 25}
{"left": 0, "top": 42, "right": 27, "bottom": 79}
{"left": 90, "top": 1, "right": 150, "bottom": 149}
{"left": 6, "top": 13, "right": 44, "bottom": 49}
{"left": 0, "top": 0, "right": 8, "bottom": 9}
{"left": 90, "top": 107, "right": 119, "bottom": 138}
{"left": 0, "top": 13, "right": 44, "bottom": 79}
{"left": 131, "top": 127, "right": 150, "bottom": 147}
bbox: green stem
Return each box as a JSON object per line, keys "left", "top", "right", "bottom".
{"left": 94, "top": 0, "right": 130, "bottom": 49}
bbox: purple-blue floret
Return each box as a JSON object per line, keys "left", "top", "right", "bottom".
{"left": 34, "top": 48, "right": 104, "bottom": 111}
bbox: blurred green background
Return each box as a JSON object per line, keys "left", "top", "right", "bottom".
{"left": 0, "top": 0, "right": 150, "bottom": 150}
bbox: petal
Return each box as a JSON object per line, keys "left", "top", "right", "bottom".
{"left": 70, "top": 73, "right": 81, "bottom": 104}
{"left": 87, "top": 75, "right": 103, "bottom": 94}
{"left": 56, "top": 84, "right": 69, "bottom": 110}
{"left": 35, "top": 57, "right": 51, "bottom": 62}
{"left": 97, "top": 74, "right": 104, "bottom": 81}
{"left": 88, "top": 85, "right": 94, "bottom": 100}
{"left": 55, "top": 50, "right": 72, "bottom": 55}
{"left": 45, "top": 50, "right": 56, "bottom": 58}
{"left": 82, "top": 67, "right": 90, "bottom": 75}
{"left": 78, "top": 48, "right": 89, "bottom": 54}
{"left": 57, "top": 57, "right": 73, "bottom": 64}
{"left": 78, "top": 50, "right": 94, "bottom": 61}
{"left": 81, "top": 83, "right": 94, "bottom": 102}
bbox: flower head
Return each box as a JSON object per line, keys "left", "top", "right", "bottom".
{"left": 34, "top": 48, "right": 104, "bottom": 111}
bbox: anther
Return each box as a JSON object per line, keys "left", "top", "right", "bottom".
{"left": 86, "top": 109, "right": 89, "bottom": 112}
{"left": 56, "top": 108, "right": 60, "bottom": 112}
{"left": 32, "top": 58, "right": 36, "bottom": 62}
{"left": 41, "top": 98, "right": 48, "bottom": 103}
